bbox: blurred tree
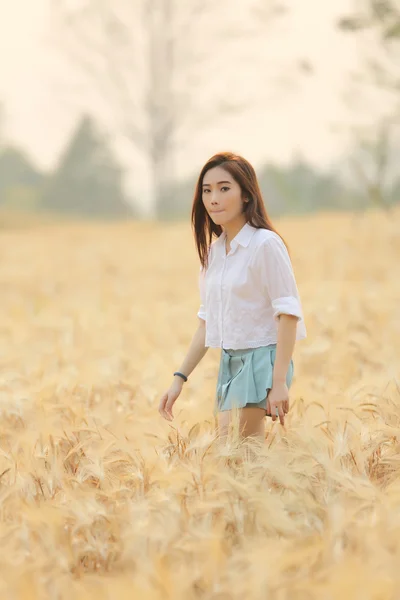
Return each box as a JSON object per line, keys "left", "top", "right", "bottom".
{"left": 40, "top": 114, "right": 132, "bottom": 218}
{"left": 258, "top": 159, "right": 348, "bottom": 215}
{"left": 337, "top": 0, "right": 400, "bottom": 210}
{"left": 390, "top": 173, "right": 400, "bottom": 203}
{"left": 0, "top": 103, "right": 4, "bottom": 148}
{"left": 346, "top": 117, "right": 398, "bottom": 209}
{"left": 51, "top": 1, "right": 288, "bottom": 219}
{"left": 0, "top": 147, "right": 44, "bottom": 203}
{"left": 0, "top": 104, "right": 45, "bottom": 213}
{"left": 338, "top": 0, "right": 400, "bottom": 42}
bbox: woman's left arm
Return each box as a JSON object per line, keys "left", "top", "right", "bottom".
{"left": 273, "top": 314, "right": 297, "bottom": 385}
{"left": 257, "top": 235, "right": 305, "bottom": 424}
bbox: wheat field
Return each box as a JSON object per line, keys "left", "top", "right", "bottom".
{"left": 0, "top": 207, "right": 399, "bottom": 599}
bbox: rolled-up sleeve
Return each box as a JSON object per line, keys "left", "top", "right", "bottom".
{"left": 197, "top": 265, "right": 206, "bottom": 321}
{"left": 258, "top": 235, "right": 304, "bottom": 322}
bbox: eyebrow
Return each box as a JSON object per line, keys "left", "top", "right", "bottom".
{"left": 202, "top": 181, "right": 232, "bottom": 187}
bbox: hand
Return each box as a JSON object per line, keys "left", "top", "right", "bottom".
{"left": 266, "top": 381, "right": 289, "bottom": 426}
{"left": 158, "top": 379, "right": 184, "bottom": 421}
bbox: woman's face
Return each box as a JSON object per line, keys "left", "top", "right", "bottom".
{"left": 202, "top": 166, "right": 246, "bottom": 226}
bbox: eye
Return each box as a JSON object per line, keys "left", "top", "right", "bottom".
{"left": 221, "top": 186, "right": 230, "bottom": 192}
{"left": 202, "top": 188, "right": 210, "bottom": 194}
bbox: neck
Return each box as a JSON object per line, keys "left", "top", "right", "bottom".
{"left": 223, "top": 217, "right": 247, "bottom": 245}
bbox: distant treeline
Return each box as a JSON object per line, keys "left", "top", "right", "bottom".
{"left": 0, "top": 113, "right": 399, "bottom": 220}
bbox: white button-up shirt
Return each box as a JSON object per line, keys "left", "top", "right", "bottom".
{"left": 197, "top": 222, "right": 307, "bottom": 349}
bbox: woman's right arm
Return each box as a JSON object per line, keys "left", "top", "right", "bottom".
{"left": 158, "top": 319, "right": 208, "bottom": 421}
{"left": 174, "top": 319, "right": 208, "bottom": 381}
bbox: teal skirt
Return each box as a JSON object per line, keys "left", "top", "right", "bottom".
{"left": 215, "top": 344, "right": 294, "bottom": 416}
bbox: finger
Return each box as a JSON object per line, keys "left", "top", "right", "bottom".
{"left": 159, "top": 395, "right": 172, "bottom": 421}
{"left": 271, "top": 404, "right": 277, "bottom": 422}
{"left": 165, "top": 397, "right": 175, "bottom": 420}
{"left": 278, "top": 404, "right": 285, "bottom": 426}
{"left": 266, "top": 398, "right": 271, "bottom": 417}
{"left": 158, "top": 394, "right": 168, "bottom": 417}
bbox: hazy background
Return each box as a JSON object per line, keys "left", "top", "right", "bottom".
{"left": 0, "top": 0, "right": 398, "bottom": 219}
{"left": 0, "top": 4, "right": 399, "bottom": 595}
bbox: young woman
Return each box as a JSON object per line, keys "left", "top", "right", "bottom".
{"left": 158, "top": 152, "right": 306, "bottom": 439}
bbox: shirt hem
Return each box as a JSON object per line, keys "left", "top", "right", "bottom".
{"left": 205, "top": 333, "right": 307, "bottom": 349}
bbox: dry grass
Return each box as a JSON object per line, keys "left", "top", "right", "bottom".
{"left": 0, "top": 207, "right": 399, "bottom": 599}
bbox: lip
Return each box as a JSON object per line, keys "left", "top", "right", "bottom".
{"left": 210, "top": 209, "right": 225, "bottom": 214}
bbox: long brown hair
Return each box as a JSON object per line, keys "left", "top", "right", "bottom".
{"left": 191, "top": 152, "right": 288, "bottom": 270}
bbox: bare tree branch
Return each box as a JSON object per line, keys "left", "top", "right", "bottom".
{"left": 51, "top": 0, "right": 287, "bottom": 216}
{"left": 336, "top": 0, "right": 400, "bottom": 209}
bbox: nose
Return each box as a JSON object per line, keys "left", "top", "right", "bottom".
{"left": 210, "top": 191, "right": 219, "bottom": 204}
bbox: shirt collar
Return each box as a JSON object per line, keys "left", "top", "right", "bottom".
{"left": 219, "top": 222, "right": 257, "bottom": 250}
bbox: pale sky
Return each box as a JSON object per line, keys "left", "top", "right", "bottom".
{"left": 0, "top": 0, "right": 383, "bottom": 212}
